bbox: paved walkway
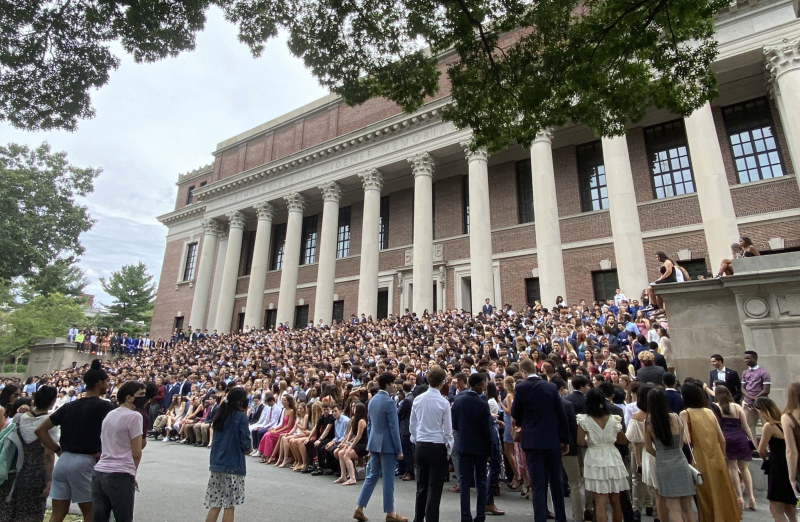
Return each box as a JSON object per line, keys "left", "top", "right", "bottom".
{"left": 126, "top": 442, "right": 773, "bottom": 521}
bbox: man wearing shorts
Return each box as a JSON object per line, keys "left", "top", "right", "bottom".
{"left": 36, "top": 360, "right": 113, "bottom": 522}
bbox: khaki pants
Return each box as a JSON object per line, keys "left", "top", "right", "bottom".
{"left": 629, "top": 449, "right": 652, "bottom": 512}
{"left": 193, "top": 423, "right": 211, "bottom": 445}
{"left": 153, "top": 414, "right": 168, "bottom": 432}
{"left": 744, "top": 405, "right": 760, "bottom": 445}
{"left": 563, "top": 453, "right": 591, "bottom": 522}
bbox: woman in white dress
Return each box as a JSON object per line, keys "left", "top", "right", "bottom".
{"left": 577, "top": 388, "right": 630, "bottom": 522}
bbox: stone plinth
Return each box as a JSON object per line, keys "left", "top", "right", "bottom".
{"left": 25, "top": 338, "right": 101, "bottom": 377}
{"left": 655, "top": 252, "right": 800, "bottom": 407}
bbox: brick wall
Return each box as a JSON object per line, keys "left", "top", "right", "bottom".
{"left": 554, "top": 145, "right": 581, "bottom": 217}
{"left": 388, "top": 188, "right": 414, "bottom": 248}
{"left": 174, "top": 175, "right": 213, "bottom": 211}
{"left": 731, "top": 177, "right": 800, "bottom": 217}
{"left": 151, "top": 237, "right": 197, "bottom": 338}
{"left": 638, "top": 196, "right": 703, "bottom": 232}
{"left": 628, "top": 127, "right": 655, "bottom": 204}
{"left": 488, "top": 161, "right": 520, "bottom": 229}
{"left": 499, "top": 256, "right": 537, "bottom": 310}
{"left": 434, "top": 175, "right": 465, "bottom": 239}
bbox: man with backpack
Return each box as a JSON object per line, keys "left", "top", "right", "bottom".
{"left": 35, "top": 360, "right": 113, "bottom": 522}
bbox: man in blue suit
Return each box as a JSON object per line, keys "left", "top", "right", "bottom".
{"left": 482, "top": 298, "right": 494, "bottom": 317}
{"left": 353, "top": 373, "right": 409, "bottom": 522}
{"left": 452, "top": 373, "right": 493, "bottom": 522}
{"left": 511, "top": 359, "right": 569, "bottom": 522}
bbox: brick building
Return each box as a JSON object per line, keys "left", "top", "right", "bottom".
{"left": 151, "top": 1, "right": 800, "bottom": 338}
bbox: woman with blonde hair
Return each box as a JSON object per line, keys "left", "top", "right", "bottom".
{"left": 500, "top": 376, "right": 521, "bottom": 490}
{"left": 756, "top": 397, "right": 797, "bottom": 522}
{"left": 291, "top": 401, "right": 323, "bottom": 471}
{"left": 715, "top": 385, "right": 756, "bottom": 511}
{"left": 277, "top": 402, "right": 308, "bottom": 468}
{"left": 780, "top": 381, "right": 800, "bottom": 496}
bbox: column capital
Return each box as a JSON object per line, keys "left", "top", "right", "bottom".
{"left": 201, "top": 218, "right": 221, "bottom": 235}
{"left": 532, "top": 128, "right": 554, "bottom": 145}
{"left": 460, "top": 142, "right": 489, "bottom": 162}
{"left": 318, "top": 181, "right": 343, "bottom": 202}
{"left": 254, "top": 200, "right": 276, "bottom": 221}
{"left": 226, "top": 210, "right": 246, "bottom": 229}
{"left": 358, "top": 168, "right": 384, "bottom": 192}
{"left": 407, "top": 152, "right": 436, "bottom": 178}
{"left": 284, "top": 192, "right": 306, "bottom": 213}
{"left": 217, "top": 225, "right": 229, "bottom": 242}
{"left": 765, "top": 37, "right": 800, "bottom": 84}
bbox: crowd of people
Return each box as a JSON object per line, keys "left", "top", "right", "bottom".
{"left": 0, "top": 287, "right": 794, "bottom": 522}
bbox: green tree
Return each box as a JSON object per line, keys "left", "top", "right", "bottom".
{"left": 100, "top": 262, "right": 157, "bottom": 325}
{"left": 0, "top": 143, "right": 99, "bottom": 281}
{"left": 2, "top": 0, "right": 728, "bottom": 150}
{"left": 0, "top": 293, "right": 87, "bottom": 370}
{"left": 18, "top": 258, "right": 89, "bottom": 301}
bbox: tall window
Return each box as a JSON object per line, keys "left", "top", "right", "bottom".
{"left": 337, "top": 206, "right": 351, "bottom": 258}
{"left": 462, "top": 175, "right": 470, "bottom": 234}
{"left": 270, "top": 223, "right": 287, "bottom": 270}
{"left": 432, "top": 183, "right": 436, "bottom": 239}
{"left": 577, "top": 140, "right": 609, "bottom": 211}
{"left": 199, "top": 181, "right": 207, "bottom": 188}
{"left": 525, "top": 278, "right": 541, "bottom": 306}
{"left": 722, "top": 97, "right": 784, "bottom": 184}
{"left": 592, "top": 270, "right": 620, "bottom": 302}
{"left": 294, "top": 305, "right": 309, "bottom": 328}
{"left": 680, "top": 259, "right": 708, "bottom": 281}
{"left": 182, "top": 243, "right": 197, "bottom": 281}
{"left": 186, "top": 185, "right": 196, "bottom": 205}
{"left": 516, "top": 159, "right": 534, "bottom": 223}
{"left": 300, "top": 215, "right": 318, "bottom": 265}
{"left": 240, "top": 230, "right": 256, "bottom": 276}
{"left": 379, "top": 196, "right": 390, "bottom": 250}
{"left": 644, "top": 119, "right": 695, "bottom": 199}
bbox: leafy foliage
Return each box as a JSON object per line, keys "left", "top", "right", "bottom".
{"left": 0, "top": 143, "right": 99, "bottom": 281}
{"left": 100, "top": 262, "right": 157, "bottom": 325}
{"left": 0, "top": 293, "right": 86, "bottom": 359}
{"left": 2, "top": 0, "right": 728, "bottom": 151}
{"left": 18, "top": 258, "right": 89, "bottom": 301}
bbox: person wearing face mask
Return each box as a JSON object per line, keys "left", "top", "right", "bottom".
{"left": 91, "top": 381, "right": 145, "bottom": 522}
{"left": 134, "top": 382, "right": 158, "bottom": 450}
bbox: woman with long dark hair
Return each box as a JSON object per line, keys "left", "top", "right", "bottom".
{"left": 337, "top": 401, "right": 368, "bottom": 486}
{"left": 0, "top": 384, "right": 21, "bottom": 429}
{"left": 626, "top": 384, "right": 658, "bottom": 520}
{"left": 644, "top": 389, "right": 696, "bottom": 522}
{"left": 646, "top": 251, "right": 676, "bottom": 311}
{"left": 715, "top": 385, "right": 756, "bottom": 511}
{"left": 756, "top": 397, "right": 798, "bottom": 522}
{"left": 577, "top": 388, "right": 629, "bottom": 522}
{"left": 205, "top": 387, "right": 251, "bottom": 522}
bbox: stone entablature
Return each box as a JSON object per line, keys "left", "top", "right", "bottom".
{"left": 177, "top": 163, "right": 213, "bottom": 185}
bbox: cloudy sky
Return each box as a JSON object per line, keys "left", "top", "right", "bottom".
{"left": 0, "top": 7, "right": 329, "bottom": 307}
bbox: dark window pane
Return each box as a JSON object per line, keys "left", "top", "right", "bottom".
{"left": 379, "top": 196, "right": 390, "bottom": 250}
{"left": 722, "top": 97, "right": 785, "bottom": 184}
{"left": 592, "top": 270, "right": 619, "bottom": 302}
{"left": 644, "top": 120, "right": 695, "bottom": 199}
{"left": 186, "top": 186, "right": 195, "bottom": 205}
{"left": 680, "top": 259, "right": 707, "bottom": 281}
{"left": 300, "top": 214, "right": 318, "bottom": 265}
{"left": 270, "top": 223, "right": 287, "bottom": 270}
{"left": 525, "top": 278, "right": 541, "bottom": 306}
{"left": 516, "top": 159, "right": 535, "bottom": 223}
{"left": 337, "top": 206, "right": 351, "bottom": 258}
{"left": 577, "top": 140, "right": 608, "bottom": 212}
{"left": 294, "top": 305, "right": 309, "bottom": 328}
{"left": 183, "top": 243, "right": 197, "bottom": 281}
{"left": 463, "top": 175, "right": 470, "bottom": 235}
{"left": 241, "top": 230, "right": 256, "bottom": 276}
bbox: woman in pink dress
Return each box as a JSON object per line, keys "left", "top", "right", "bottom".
{"left": 259, "top": 395, "right": 297, "bottom": 463}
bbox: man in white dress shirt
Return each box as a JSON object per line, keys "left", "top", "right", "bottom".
{"left": 410, "top": 366, "right": 453, "bottom": 522}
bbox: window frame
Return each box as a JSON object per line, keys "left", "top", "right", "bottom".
{"left": 182, "top": 242, "right": 198, "bottom": 281}
{"left": 462, "top": 175, "right": 470, "bottom": 234}
{"left": 643, "top": 119, "right": 696, "bottom": 199}
{"left": 524, "top": 277, "right": 541, "bottom": 306}
{"left": 186, "top": 185, "right": 196, "bottom": 205}
{"left": 721, "top": 97, "right": 785, "bottom": 184}
{"left": 379, "top": 196, "right": 390, "bottom": 250}
{"left": 577, "top": 140, "right": 609, "bottom": 212}
{"left": 336, "top": 206, "right": 351, "bottom": 258}
{"left": 300, "top": 214, "right": 319, "bottom": 265}
{"left": 516, "top": 159, "right": 535, "bottom": 224}
{"left": 270, "top": 222, "right": 287, "bottom": 270}
{"left": 592, "top": 269, "right": 620, "bottom": 303}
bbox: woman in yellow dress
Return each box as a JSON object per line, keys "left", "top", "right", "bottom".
{"left": 680, "top": 383, "right": 741, "bottom": 522}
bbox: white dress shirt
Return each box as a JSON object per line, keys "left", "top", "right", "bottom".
{"left": 409, "top": 388, "right": 454, "bottom": 455}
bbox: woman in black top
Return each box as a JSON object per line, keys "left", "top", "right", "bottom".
{"left": 646, "top": 252, "right": 676, "bottom": 312}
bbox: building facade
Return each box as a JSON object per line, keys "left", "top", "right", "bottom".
{"left": 152, "top": 0, "right": 800, "bottom": 338}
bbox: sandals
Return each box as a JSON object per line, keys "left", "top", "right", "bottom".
{"left": 343, "top": 479, "right": 357, "bottom": 486}
{"left": 333, "top": 477, "right": 346, "bottom": 484}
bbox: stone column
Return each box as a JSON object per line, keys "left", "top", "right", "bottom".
{"left": 461, "top": 143, "right": 495, "bottom": 313}
{"left": 530, "top": 130, "right": 567, "bottom": 307}
{"left": 205, "top": 226, "right": 228, "bottom": 331}
{"left": 214, "top": 211, "right": 246, "bottom": 333}
{"left": 188, "top": 219, "right": 220, "bottom": 330}
{"left": 276, "top": 192, "right": 306, "bottom": 326}
{"left": 243, "top": 201, "right": 275, "bottom": 330}
{"left": 409, "top": 152, "right": 435, "bottom": 314}
{"left": 766, "top": 37, "right": 800, "bottom": 195}
{"left": 357, "top": 169, "right": 384, "bottom": 319}
{"left": 314, "top": 182, "right": 342, "bottom": 326}
{"left": 602, "top": 135, "right": 650, "bottom": 295}
{"left": 683, "top": 102, "right": 740, "bottom": 266}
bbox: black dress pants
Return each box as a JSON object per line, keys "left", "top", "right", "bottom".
{"left": 414, "top": 442, "right": 448, "bottom": 522}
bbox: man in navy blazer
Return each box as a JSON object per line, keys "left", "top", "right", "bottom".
{"left": 482, "top": 298, "right": 494, "bottom": 317}
{"left": 709, "top": 354, "right": 742, "bottom": 402}
{"left": 452, "top": 373, "right": 493, "bottom": 522}
{"left": 511, "top": 359, "right": 569, "bottom": 522}
{"left": 353, "top": 373, "right": 408, "bottom": 522}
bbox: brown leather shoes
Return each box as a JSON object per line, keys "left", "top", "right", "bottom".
{"left": 401, "top": 474, "right": 415, "bottom": 481}
{"left": 486, "top": 504, "right": 505, "bottom": 516}
{"left": 353, "top": 509, "right": 369, "bottom": 522}
{"left": 448, "top": 485, "right": 461, "bottom": 493}
{"left": 386, "top": 514, "right": 409, "bottom": 522}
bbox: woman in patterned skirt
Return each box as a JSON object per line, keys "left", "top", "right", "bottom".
{"left": 714, "top": 385, "right": 756, "bottom": 511}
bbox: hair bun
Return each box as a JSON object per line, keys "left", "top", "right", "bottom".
{"left": 91, "top": 359, "right": 102, "bottom": 370}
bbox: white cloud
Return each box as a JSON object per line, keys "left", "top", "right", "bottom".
{"left": 0, "top": 7, "right": 329, "bottom": 305}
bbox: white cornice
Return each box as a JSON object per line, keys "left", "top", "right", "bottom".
{"left": 177, "top": 163, "right": 213, "bottom": 186}
{"left": 194, "top": 98, "right": 453, "bottom": 203}
{"left": 157, "top": 204, "right": 206, "bottom": 226}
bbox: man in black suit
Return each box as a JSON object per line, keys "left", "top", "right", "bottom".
{"left": 452, "top": 373, "right": 493, "bottom": 522}
{"left": 564, "top": 375, "right": 590, "bottom": 414}
{"left": 178, "top": 372, "right": 192, "bottom": 397}
{"left": 662, "top": 373, "right": 684, "bottom": 413}
{"left": 709, "top": 354, "right": 742, "bottom": 402}
{"left": 482, "top": 298, "right": 494, "bottom": 317}
{"left": 511, "top": 359, "right": 569, "bottom": 522}
{"left": 397, "top": 382, "right": 415, "bottom": 480}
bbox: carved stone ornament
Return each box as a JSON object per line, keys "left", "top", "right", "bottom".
{"left": 743, "top": 297, "right": 770, "bottom": 319}
{"left": 217, "top": 226, "right": 229, "bottom": 242}
{"left": 405, "top": 248, "right": 414, "bottom": 266}
{"left": 533, "top": 128, "right": 554, "bottom": 145}
{"left": 777, "top": 295, "right": 800, "bottom": 317}
{"left": 358, "top": 169, "right": 384, "bottom": 192}
{"left": 318, "top": 181, "right": 343, "bottom": 202}
{"left": 407, "top": 152, "right": 436, "bottom": 178}
{"left": 765, "top": 37, "right": 800, "bottom": 85}
{"left": 284, "top": 192, "right": 306, "bottom": 213}
{"left": 433, "top": 244, "right": 444, "bottom": 262}
{"left": 226, "top": 210, "right": 246, "bottom": 229}
{"left": 460, "top": 141, "right": 488, "bottom": 162}
{"left": 254, "top": 201, "right": 276, "bottom": 221}
{"left": 397, "top": 272, "right": 404, "bottom": 292}
{"left": 201, "top": 218, "right": 221, "bottom": 235}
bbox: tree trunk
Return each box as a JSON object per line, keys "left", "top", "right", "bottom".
{"left": 13, "top": 354, "right": 19, "bottom": 373}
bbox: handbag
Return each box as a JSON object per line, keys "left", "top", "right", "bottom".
{"left": 682, "top": 413, "right": 704, "bottom": 486}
